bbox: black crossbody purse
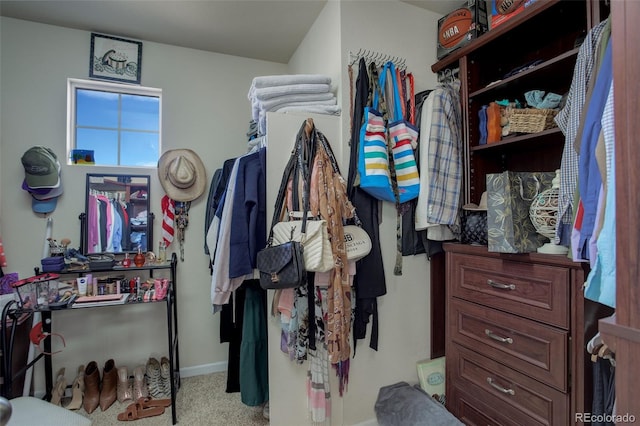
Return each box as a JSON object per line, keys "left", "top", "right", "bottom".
{"left": 256, "top": 122, "right": 311, "bottom": 290}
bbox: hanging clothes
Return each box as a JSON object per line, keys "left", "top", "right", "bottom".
{"left": 415, "top": 87, "right": 457, "bottom": 240}
{"left": 228, "top": 148, "right": 267, "bottom": 279}
{"left": 583, "top": 83, "right": 616, "bottom": 308}
{"left": 239, "top": 280, "right": 269, "bottom": 406}
{"left": 0, "top": 236, "right": 6, "bottom": 268}
{"left": 573, "top": 39, "right": 613, "bottom": 263}
{"left": 205, "top": 158, "right": 237, "bottom": 273}
{"left": 418, "top": 78, "right": 462, "bottom": 231}
{"left": 401, "top": 89, "right": 432, "bottom": 257}
{"left": 555, "top": 18, "right": 609, "bottom": 246}
{"left": 347, "top": 58, "right": 387, "bottom": 353}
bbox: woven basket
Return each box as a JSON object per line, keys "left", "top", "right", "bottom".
{"left": 507, "top": 108, "right": 558, "bottom": 134}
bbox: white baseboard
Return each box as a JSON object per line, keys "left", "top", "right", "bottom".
{"left": 178, "top": 361, "right": 228, "bottom": 378}
{"left": 353, "top": 419, "right": 379, "bottom": 426}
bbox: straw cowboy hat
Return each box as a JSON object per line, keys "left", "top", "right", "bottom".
{"left": 157, "top": 149, "right": 206, "bottom": 202}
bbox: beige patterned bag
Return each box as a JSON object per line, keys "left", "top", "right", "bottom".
{"left": 272, "top": 218, "right": 333, "bottom": 272}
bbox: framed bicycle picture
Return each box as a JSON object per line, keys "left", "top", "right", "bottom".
{"left": 89, "top": 33, "right": 142, "bottom": 84}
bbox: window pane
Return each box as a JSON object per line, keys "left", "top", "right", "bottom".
{"left": 121, "top": 132, "right": 159, "bottom": 167}
{"left": 68, "top": 79, "right": 161, "bottom": 167}
{"left": 76, "top": 89, "right": 118, "bottom": 128}
{"left": 77, "top": 128, "right": 118, "bottom": 165}
{"left": 121, "top": 94, "right": 159, "bottom": 131}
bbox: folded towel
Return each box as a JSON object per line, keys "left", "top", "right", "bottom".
{"left": 271, "top": 98, "right": 337, "bottom": 112}
{"left": 277, "top": 105, "right": 341, "bottom": 115}
{"left": 259, "top": 92, "right": 335, "bottom": 111}
{"left": 253, "top": 83, "right": 331, "bottom": 101}
{"left": 252, "top": 74, "right": 331, "bottom": 89}
{"left": 257, "top": 104, "right": 341, "bottom": 135}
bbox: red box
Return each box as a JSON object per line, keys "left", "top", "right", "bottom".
{"left": 490, "top": 0, "right": 537, "bottom": 29}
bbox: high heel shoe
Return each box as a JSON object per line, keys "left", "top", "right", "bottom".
{"left": 49, "top": 368, "right": 66, "bottom": 406}
{"left": 133, "top": 366, "right": 148, "bottom": 401}
{"left": 83, "top": 361, "right": 100, "bottom": 414}
{"left": 65, "top": 365, "right": 85, "bottom": 410}
{"left": 100, "top": 359, "right": 117, "bottom": 411}
{"left": 117, "top": 366, "right": 133, "bottom": 403}
{"left": 160, "top": 357, "right": 171, "bottom": 398}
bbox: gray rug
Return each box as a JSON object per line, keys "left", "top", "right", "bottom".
{"left": 71, "top": 372, "right": 269, "bottom": 425}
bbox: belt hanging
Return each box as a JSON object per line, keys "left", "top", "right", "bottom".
{"left": 174, "top": 201, "right": 191, "bottom": 261}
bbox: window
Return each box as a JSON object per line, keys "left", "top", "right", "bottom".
{"left": 67, "top": 78, "right": 161, "bottom": 167}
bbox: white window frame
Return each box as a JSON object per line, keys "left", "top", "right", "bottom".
{"left": 66, "top": 78, "right": 162, "bottom": 167}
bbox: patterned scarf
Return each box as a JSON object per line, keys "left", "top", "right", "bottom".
{"left": 314, "top": 138, "right": 355, "bottom": 395}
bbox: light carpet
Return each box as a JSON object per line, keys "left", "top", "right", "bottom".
{"left": 72, "top": 372, "right": 269, "bottom": 425}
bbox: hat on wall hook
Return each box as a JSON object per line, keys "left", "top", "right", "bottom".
{"left": 157, "top": 149, "right": 206, "bottom": 202}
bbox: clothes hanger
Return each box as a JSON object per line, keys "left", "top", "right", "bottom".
{"left": 587, "top": 331, "right": 603, "bottom": 354}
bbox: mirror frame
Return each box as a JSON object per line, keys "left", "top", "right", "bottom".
{"left": 82, "top": 173, "right": 153, "bottom": 256}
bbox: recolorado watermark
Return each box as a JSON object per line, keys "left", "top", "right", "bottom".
{"left": 575, "top": 413, "right": 636, "bottom": 423}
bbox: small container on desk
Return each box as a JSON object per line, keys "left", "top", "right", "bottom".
{"left": 11, "top": 273, "right": 60, "bottom": 310}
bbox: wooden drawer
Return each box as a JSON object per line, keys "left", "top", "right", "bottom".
{"left": 449, "top": 344, "right": 569, "bottom": 426}
{"left": 448, "top": 253, "right": 570, "bottom": 328}
{"left": 448, "top": 385, "right": 507, "bottom": 426}
{"left": 449, "top": 298, "right": 568, "bottom": 391}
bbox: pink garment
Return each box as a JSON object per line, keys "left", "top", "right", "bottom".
{"left": 277, "top": 288, "right": 295, "bottom": 321}
{"left": 0, "top": 236, "right": 6, "bottom": 267}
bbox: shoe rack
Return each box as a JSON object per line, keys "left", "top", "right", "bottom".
{"left": 0, "top": 253, "right": 181, "bottom": 425}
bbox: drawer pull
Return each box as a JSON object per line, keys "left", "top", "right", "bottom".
{"left": 487, "top": 279, "right": 515, "bottom": 290}
{"left": 485, "top": 329, "right": 513, "bottom": 344}
{"left": 487, "top": 377, "right": 515, "bottom": 395}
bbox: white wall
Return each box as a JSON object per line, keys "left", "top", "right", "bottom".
{"left": 337, "top": 4, "right": 442, "bottom": 424}
{"left": 0, "top": 16, "right": 286, "bottom": 393}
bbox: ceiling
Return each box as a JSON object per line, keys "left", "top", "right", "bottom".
{"left": 0, "top": 0, "right": 456, "bottom": 63}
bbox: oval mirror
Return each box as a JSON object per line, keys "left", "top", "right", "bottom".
{"left": 83, "top": 173, "right": 153, "bottom": 255}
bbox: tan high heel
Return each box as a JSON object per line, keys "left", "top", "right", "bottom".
{"left": 49, "top": 368, "right": 66, "bottom": 406}
{"left": 64, "top": 365, "right": 84, "bottom": 410}
{"left": 133, "top": 366, "right": 148, "bottom": 401}
{"left": 117, "top": 366, "right": 133, "bottom": 403}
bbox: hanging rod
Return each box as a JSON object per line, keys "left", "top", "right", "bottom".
{"left": 348, "top": 48, "right": 407, "bottom": 71}
{"left": 437, "top": 67, "right": 460, "bottom": 83}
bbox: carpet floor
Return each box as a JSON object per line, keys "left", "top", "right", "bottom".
{"left": 71, "top": 372, "right": 269, "bottom": 425}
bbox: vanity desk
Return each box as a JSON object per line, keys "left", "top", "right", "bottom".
{"left": 2, "top": 173, "right": 181, "bottom": 424}
{"left": 2, "top": 254, "right": 181, "bottom": 425}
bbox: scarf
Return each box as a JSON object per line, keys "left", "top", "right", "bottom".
{"left": 161, "top": 195, "right": 175, "bottom": 248}
{"left": 314, "top": 137, "right": 355, "bottom": 395}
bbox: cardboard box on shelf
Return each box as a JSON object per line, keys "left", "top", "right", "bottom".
{"left": 437, "top": 0, "right": 488, "bottom": 60}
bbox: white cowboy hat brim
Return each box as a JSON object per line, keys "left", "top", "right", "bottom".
{"left": 157, "top": 149, "right": 206, "bottom": 202}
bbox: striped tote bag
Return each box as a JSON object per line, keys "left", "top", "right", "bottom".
{"left": 357, "top": 63, "right": 396, "bottom": 202}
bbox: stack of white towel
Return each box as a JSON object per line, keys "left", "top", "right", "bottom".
{"left": 248, "top": 74, "right": 340, "bottom": 135}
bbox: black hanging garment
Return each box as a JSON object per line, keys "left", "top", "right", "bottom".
{"left": 401, "top": 89, "right": 432, "bottom": 257}
{"left": 347, "top": 58, "right": 387, "bottom": 352}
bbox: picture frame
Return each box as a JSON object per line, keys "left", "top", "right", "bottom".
{"left": 89, "top": 33, "right": 142, "bottom": 84}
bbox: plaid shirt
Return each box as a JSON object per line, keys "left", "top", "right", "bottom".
{"left": 554, "top": 19, "right": 608, "bottom": 244}
{"left": 426, "top": 79, "right": 462, "bottom": 225}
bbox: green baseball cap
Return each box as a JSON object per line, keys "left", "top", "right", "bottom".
{"left": 21, "top": 146, "right": 60, "bottom": 188}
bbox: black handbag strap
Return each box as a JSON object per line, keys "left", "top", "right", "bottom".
{"left": 267, "top": 120, "right": 314, "bottom": 245}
